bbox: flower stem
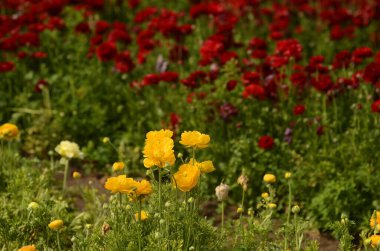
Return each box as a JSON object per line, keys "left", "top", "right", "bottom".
{"left": 57, "top": 232, "right": 62, "bottom": 251}
{"left": 158, "top": 168, "right": 162, "bottom": 215}
{"left": 285, "top": 180, "right": 292, "bottom": 250}
{"left": 221, "top": 201, "right": 225, "bottom": 232}
{"left": 62, "top": 159, "right": 69, "bottom": 191}
{"left": 138, "top": 197, "right": 142, "bottom": 251}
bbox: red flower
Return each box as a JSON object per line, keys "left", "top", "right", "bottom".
{"left": 258, "top": 135, "right": 274, "bottom": 150}
{"left": 159, "top": 72, "right": 179, "bottom": 82}
{"left": 371, "top": 100, "right": 380, "bottom": 113}
{"left": 141, "top": 74, "right": 160, "bottom": 86}
{"left": 32, "top": 52, "right": 47, "bottom": 59}
{"left": 293, "top": 105, "right": 305, "bottom": 116}
{"left": 242, "top": 84, "right": 266, "bottom": 100}
{"left": 363, "top": 62, "right": 380, "bottom": 84}
{"left": 96, "top": 42, "right": 117, "bottom": 62}
{"left": 75, "top": 22, "right": 90, "bottom": 34}
{"left": 170, "top": 112, "right": 181, "bottom": 128}
{"left": 114, "top": 51, "right": 135, "bottom": 73}
{"left": 226, "top": 80, "right": 238, "bottom": 91}
{"left": 0, "top": 62, "right": 15, "bottom": 72}
{"left": 95, "top": 20, "right": 110, "bottom": 34}
{"left": 34, "top": 80, "right": 48, "bottom": 93}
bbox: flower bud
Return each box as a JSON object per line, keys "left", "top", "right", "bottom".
{"left": 72, "top": 171, "right": 81, "bottom": 179}
{"left": 248, "top": 208, "right": 254, "bottom": 216}
{"left": 28, "top": 202, "right": 39, "bottom": 210}
{"left": 126, "top": 205, "right": 131, "bottom": 210}
{"left": 291, "top": 205, "right": 300, "bottom": 214}
{"left": 159, "top": 219, "right": 165, "bottom": 224}
{"left": 177, "top": 153, "right": 183, "bottom": 159}
{"left": 112, "top": 162, "right": 125, "bottom": 172}
{"left": 188, "top": 197, "right": 194, "bottom": 203}
{"left": 268, "top": 203, "right": 277, "bottom": 209}
{"left": 48, "top": 220, "right": 63, "bottom": 230}
{"left": 261, "top": 192, "right": 269, "bottom": 199}
{"left": 237, "top": 174, "right": 249, "bottom": 191}
{"left": 215, "top": 182, "right": 230, "bottom": 201}
{"left": 102, "top": 137, "right": 110, "bottom": 144}
{"left": 237, "top": 207, "right": 244, "bottom": 213}
{"left": 165, "top": 201, "right": 171, "bottom": 208}
{"left": 263, "top": 174, "right": 276, "bottom": 184}
{"left": 284, "top": 172, "right": 292, "bottom": 179}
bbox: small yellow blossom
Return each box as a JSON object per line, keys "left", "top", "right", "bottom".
{"left": 135, "top": 211, "right": 149, "bottom": 221}
{"left": 0, "top": 123, "right": 19, "bottom": 140}
{"left": 55, "top": 140, "right": 84, "bottom": 159}
{"left": 261, "top": 192, "right": 269, "bottom": 199}
{"left": 112, "top": 162, "right": 125, "bottom": 172}
{"left": 72, "top": 171, "right": 81, "bottom": 179}
{"left": 268, "top": 203, "right": 277, "bottom": 209}
{"left": 370, "top": 235, "right": 380, "bottom": 247}
{"left": 28, "top": 202, "right": 39, "bottom": 210}
{"left": 237, "top": 207, "right": 244, "bottom": 213}
{"left": 189, "top": 158, "right": 215, "bottom": 173}
{"left": 263, "top": 174, "right": 276, "bottom": 184}
{"left": 18, "top": 245, "right": 36, "bottom": 251}
{"left": 285, "top": 172, "right": 292, "bottom": 179}
{"left": 102, "top": 137, "right": 110, "bottom": 144}
{"left": 371, "top": 211, "right": 380, "bottom": 228}
{"left": 104, "top": 175, "right": 136, "bottom": 194}
{"left": 179, "top": 131, "right": 210, "bottom": 149}
{"left": 48, "top": 219, "right": 63, "bottom": 230}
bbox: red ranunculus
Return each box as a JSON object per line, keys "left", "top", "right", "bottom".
{"left": 258, "top": 135, "right": 274, "bottom": 150}
{"left": 293, "top": 105, "right": 305, "bottom": 116}
{"left": 371, "top": 100, "right": 380, "bottom": 113}
{"left": 96, "top": 42, "right": 117, "bottom": 62}
{"left": 0, "top": 62, "right": 15, "bottom": 72}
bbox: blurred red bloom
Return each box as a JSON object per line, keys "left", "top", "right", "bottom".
{"left": 114, "top": 51, "right": 135, "bottom": 73}
{"left": 363, "top": 62, "right": 380, "bottom": 84}
{"left": 258, "top": 135, "right": 274, "bottom": 150}
{"left": 242, "top": 84, "right": 266, "bottom": 99}
{"left": 293, "top": 105, "right": 305, "bottom": 115}
{"left": 0, "top": 62, "right": 15, "bottom": 72}
{"left": 226, "top": 80, "right": 238, "bottom": 91}
{"left": 96, "top": 42, "right": 117, "bottom": 62}
{"left": 371, "top": 100, "right": 380, "bottom": 113}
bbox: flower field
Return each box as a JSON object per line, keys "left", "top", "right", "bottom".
{"left": 1, "top": 0, "right": 380, "bottom": 250}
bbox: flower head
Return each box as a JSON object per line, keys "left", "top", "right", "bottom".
{"left": 0, "top": 123, "right": 19, "bottom": 140}
{"left": 28, "top": 202, "right": 39, "bottom": 210}
{"left": 73, "top": 171, "right": 81, "bottom": 179}
{"left": 18, "top": 245, "right": 36, "bottom": 251}
{"left": 370, "top": 211, "right": 380, "bottom": 228}
{"left": 237, "top": 174, "right": 249, "bottom": 191}
{"left": 135, "top": 179, "right": 153, "bottom": 196}
{"left": 180, "top": 131, "right": 210, "bottom": 149}
{"left": 258, "top": 135, "right": 274, "bottom": 150}
{"left": 104, "top": 175, "right": 136, "bottom": 194}
{"left": 112, "top": 162, "right": 125, "bottom": 172}
{"left": 189, "top": 158, "right": 215, "bottom": 174}
{"left": 173, "top": 163, "right": 200, "bottom": 192}
{"left": 48, "top": 219, "right": 63, "bottom": 230}
{"left": 371, "top": 235, "right": 380, "bottom": 248}
{"left": 215, "top": 182, "right": 230, "bottom": 201}
{"left": 135, "top": 210, "right": 149, "bottom": 221}
{"left": 143, "top": 130, "right": 175, "bottom": 168}
{"left": 55, "top": 140, "right": 84, "bottom": 159}
{"left": 263, "top": 174, "right": 276, "bottom": 184}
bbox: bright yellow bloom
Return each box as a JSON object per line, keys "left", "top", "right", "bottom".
{"left": 112, "top": 162, "right": 125, "bottom": 172}
{"left": 179, "top": 131, "right": 210, "bottom": 149}
{"left": 0, "top": 123, "right": 19, "bottom": 140}
{"left": 268, "top": 203, "right": 277, "bottom": 209}
{"left": 237, "top": 207, "right": 244, "bottom": 213}
{"left": 102, "top": 137, "right": 110, "bottom": 144}
{"left": 370, "top": 211, "right": 380, "bottom": 228}
{"left": 72, "top": 171, "right": 81, "bottom": 179}
{"left": 261, "top": 192, "right": 269, "bottom": 199}
{"left": 48, "top": 219, "right": 63, "bottom": 230}
{"left": 135, "top": 180, "right": 153, "bottom": 196}
{"left": 263, "top": 174, "right": 276, "bottom": 184}
{"left": 143, "top": 130, "right": 175, "bottom": 168}
{"left": 371, "top": 235, "right": 380, "bottom": 247}
{"left": 173, "top": 164, "right": 200, "bottom": 192}
{"left": 285, "top": 172, "right": 292, "bottom": 179}
{"left": 189, "top": 158, "right": 215, "bottom": 173}
{"left": 18, "top": 245, "right": 36, "bottom": 251}
{"left": 135, "top": 210, "right": 149, "bottom": 221}
{"left": 104, "top": 175, "right": 136, "bottom": 194}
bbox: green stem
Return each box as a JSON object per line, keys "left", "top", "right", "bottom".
{"left": 138, "top": 197, "right": 142, "bottom": 251}
{"left": 221, "top": 201, "right": 225, "bottom": 232}
{"left": 285, "top": 180, "right": 292, "bottom": 250}
{"left": 158, "top": 168, "right": 162, "bottom": 215}
{"left": 57, "top": 232, "right": 62, "bottom": 251}
{"left": 62, "top": 159, "right": 69, "bottom": 191}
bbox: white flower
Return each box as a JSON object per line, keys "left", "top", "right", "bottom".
{"left": 215, "top": 182, "right": 230, "bottom": 201}
{"left": 55, "top": 140, "right": 84, "bottom": 159}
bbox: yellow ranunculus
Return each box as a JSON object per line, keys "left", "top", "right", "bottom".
{"left": 112, "top": 162, "right": 125, "bottom": 172}
{"left": 18, "top": 245, "right": 36, "bottom": 251}
{"left": 179, "top": 131, "right": 210, "bottom": 149}
{"left": 263, "top": 174, "right": 276, "bottom": 184}
{"left": 0, "top": 123, "right": 19, "bottom": 140}
{"left": 135, "top": 210, "right": 149, "bottom": 221}
{"left": 371, "top": 235, "right": 380, "bottom": 247}
{"left": 370, "top": 211, "right": 380, "bottom": 228}
{"left": 189, "top": 158, "right": 215, "bottom": 173}
{"left": 143, "top": 130, "right": 175, "bottom": 168}
{"left": 173, "top": 164, "right": 200, "bottom": 192}
{"left": 48, "top": 219, "right": 63, "bottom": 230}
{"left": 104, "top": 175, "right": 137, "bottom": 194}
{"left": 72, "top": 171, "right": 81, "bottom": 179}
{"left": 55, "top": 140, "right": 84, "bottom": 159}
{"left": 135, "top": 179, "right": 153, "bottom": 196}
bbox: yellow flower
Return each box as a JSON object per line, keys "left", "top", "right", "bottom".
{"left": 135, "top": 210, "right": 149, "bottom": 221}
{"left": 135, "top": 179, "right": 153, "bottom": 196}
{"left": 285, "top": 172, "right": 292, "bottom": 179}
{"left": 104, "top": 175, "right": 137, "bottom": 194}
{"left": 112, "top": 162, "right": 125, "bottom": 172}
{"left": 261, "top": 192, "right": 269, "bottom": 199}
{"left": 237, "top": 207, "right": 244, "bottom": 213}
{"left": 72, "top": 171, "right": 81, "bottom": 179}
{"left": 143, "top": 130, "right": 175, "bottom": 168}
{"left": 371, "top": 235, "right": 380, "bottom": 247}
{"left": 18, "top": 245, "right": 36, "bottom": 251}
{"left": 370, "top": 211, "right": 380, "bottom": 228}
{"left": 55, "top": 140, "right": 84, "bottom": 159}
{"left": 263, "top": 174, "right": 276, "bottom": 184}
{"left": 48, "top": 219, "right": 63, "bottom": 230}
{"left": 179, "top": 131, "right": 210, "bottom": 149}
{"left": 0, "top": 123, "right": 19, "bottom": 140}
{"left": 102, "top": 137, "right": 110, "bottom": 144}
{"left": 28, "top": 202, "right": 39, "bottom": 210}
{"left": 268, "top": 203, "right": 277, "bottom": 209}
{"left": 173, "top": 164, "right": 200, "bottom": 192}
{"left": 189, "top": 158, "right": 215, "bottom": 173}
